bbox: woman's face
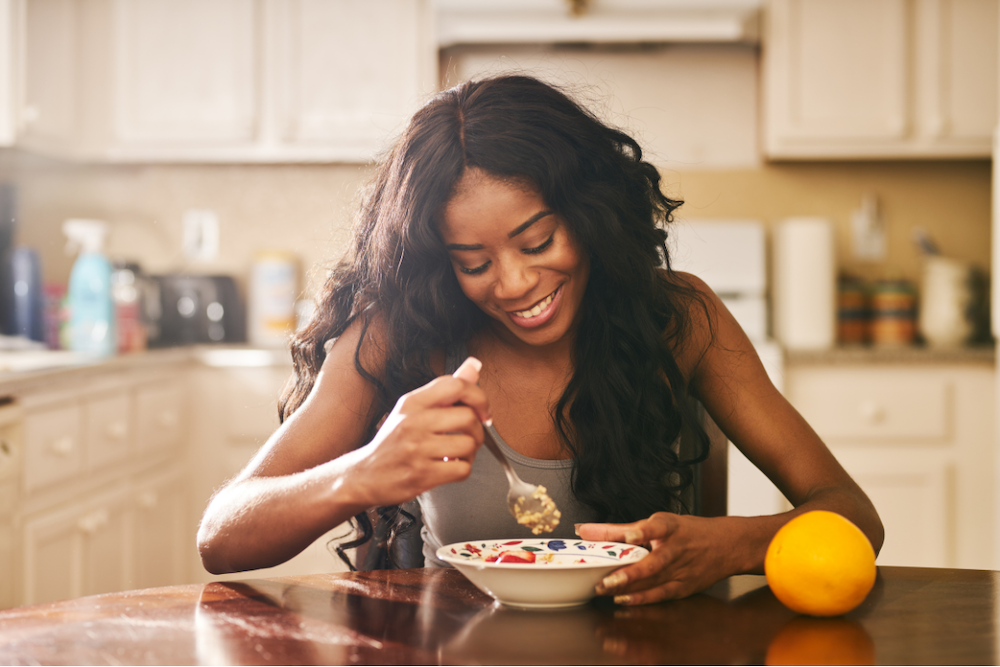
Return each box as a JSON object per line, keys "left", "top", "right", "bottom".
{"left": 440, "top": 168, "right": 590, "bottom": 348}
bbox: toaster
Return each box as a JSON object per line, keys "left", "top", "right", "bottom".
{"left": 149, "top": 274, "right": 245, "bottom": 347}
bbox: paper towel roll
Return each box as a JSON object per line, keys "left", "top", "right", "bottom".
{"left": 773, "top": 217, "right": 836, "bottom": 350}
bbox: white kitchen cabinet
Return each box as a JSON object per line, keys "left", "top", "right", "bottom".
{"left": 265, "top": 0, "right": 437, "bottom": 161}
{"left": 17, "top": 0, "right": 436, "bottom": 162}
{"left": 764, "top": 0, "right": 999, "bottom": 158}
{"left": 7, "top": 357, "right": 194, "bottom": 608}
{"left": 131, "top": 464, "right": 188, "bottom": 591}
{"left": 786, "top": 360, "right": 995, "bottom": 569}
{"left": 22, "top": 484, "right": 132, "bottom": 605}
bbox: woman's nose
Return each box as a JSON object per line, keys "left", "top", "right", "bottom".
{"left": 493, "top": 257, "right": 536, "bottom": 301}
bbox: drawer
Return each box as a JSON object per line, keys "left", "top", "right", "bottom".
{"left": 136, "top": 379, "right": 184, "bottom": 453}
{"left": 789, "top": 369, "right": 950, "bottom": 442}
{"left": 85, "top": 391, "right": 131, "bottom": 471}
{"left": 23, "top": 403, "right": 84, "bottom": 492}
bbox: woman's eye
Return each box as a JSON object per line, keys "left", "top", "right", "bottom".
{"left": 523, "top": 234, "right": 554, "bottom": 255}
{"left": 459, "top": 261, "right": 490, "bottom": 276}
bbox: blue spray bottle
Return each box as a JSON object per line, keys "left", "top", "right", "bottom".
{"left": 63, "top": 219, "right": 115, "bottom": 356}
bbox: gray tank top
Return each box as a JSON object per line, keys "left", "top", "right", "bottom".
{"left": 418, "top": 346, "right": 600, "bottom": 567}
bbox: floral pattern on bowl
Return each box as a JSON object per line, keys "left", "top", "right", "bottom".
{"left": 442, "top": 539, "right": 647, "bottom": 568}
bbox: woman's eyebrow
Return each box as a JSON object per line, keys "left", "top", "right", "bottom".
{"left": 445, "top": 210, "right": 555, "bottom": 251}
{"left": 508, "top": 210, "right": 554, "bottom": 238}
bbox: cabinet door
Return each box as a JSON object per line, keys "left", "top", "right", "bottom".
{"left": 269, "top": 0, "right": 435, "bottom": 160}
{"left": 22, "top": 486, "right": 131, "bottom": 605}
{"left": 85, "top": 390, "right": 131, "bottom": 472}
{"left": 114, "top": 0, "right": 257, "bottom": 144}
{"left": 765, "top": 0, "right": 998, "bottom": 158}
{"left": 20, "top": 0, "right": 79, "bottom": 149}
{"left": 765, "top": 0, "right": 909, "bottom": 150}
{"left": 914, "top": 0, "right": 999, "bottom": 144}
{"left": 131, "top": 466, "right": 188, "bottom": 590}
{"left": 23, "top": 401, "right": 83, "bottom": 493}
{"left": 135, "top": 376, "right": 184, "bottom": 454}
{"left": 832, "top": 448, "right": 951, "bottom": 568}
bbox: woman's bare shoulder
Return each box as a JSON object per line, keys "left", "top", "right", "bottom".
{"left": 658, "top": 269, "right": 722, "bottom": 378}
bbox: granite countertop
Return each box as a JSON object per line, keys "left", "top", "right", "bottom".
{"left": 785, "top": 344, "right": 995, "bottom": 366}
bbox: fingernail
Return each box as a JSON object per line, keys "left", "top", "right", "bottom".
{"left": 602, "top": 572, "right": 627, "bottom": 590}
{"left": 574, "top": 523, "right": 582, "bottom": 536}
{"left": 453, "top": 356, "right": 482, "bottom": 381}
{"left": 624, "top": 529, "right": 643, "bottom": 544}
{"left": 614, "top": 594, "right": 633, "bottom": 605}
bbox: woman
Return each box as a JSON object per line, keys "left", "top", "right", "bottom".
{"left": 197, "top": 75, "right": 883, "bottom": 605}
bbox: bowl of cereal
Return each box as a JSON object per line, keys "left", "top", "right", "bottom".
{"left": 437, "top": 538, "right": 648, "bottom": 609}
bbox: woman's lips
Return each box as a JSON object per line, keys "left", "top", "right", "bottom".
{"left": 506, "top": 287, "right": 561, "bottom": 329}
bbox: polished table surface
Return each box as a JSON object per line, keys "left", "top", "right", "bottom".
{"left": 0, "top": 566, "right": 995, "bottom": 665}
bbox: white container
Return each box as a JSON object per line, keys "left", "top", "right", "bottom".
{"left": 773, "top": 217, "right": 836, "bottom": 350}
{"left": 248, "top": 251, "right": 298, "bottom": 347}
{"left": 919, "top": 256, "right": 973, "bottom": 347}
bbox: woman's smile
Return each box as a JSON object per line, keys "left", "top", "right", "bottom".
{"left": 439, "top": 168, "right": 589, "bottom": 347}
{"left": 507, "top": 286, "right": 562, "bottom": 328}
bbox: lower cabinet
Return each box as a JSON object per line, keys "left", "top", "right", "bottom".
{"left": 786, "top": 360, "right": 994, "bottom": 569}
{"left": 22, "top": 485, "right": 132, "bottom": 605}
{"left": 130, "top": 465, "right": 189, "bottom": 591}
{"left": 9, "top": 361, "right": 193, "bottom": 608}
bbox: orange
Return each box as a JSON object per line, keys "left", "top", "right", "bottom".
{"left": 764, "top": 510, "right": 877, "bottom": 617}
{"left": 766, "top": 617, "right": 876, "bottom": 665}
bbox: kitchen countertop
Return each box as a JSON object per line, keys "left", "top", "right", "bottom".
{"left": 0, "top": 344, "right": 293, "bottom": 393}
{"left": 786, "top": 343, "right": 995, "bottom": 366}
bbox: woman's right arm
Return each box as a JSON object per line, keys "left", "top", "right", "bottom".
{"left": 196, "top": 318, "right": 489, "bottom": 574}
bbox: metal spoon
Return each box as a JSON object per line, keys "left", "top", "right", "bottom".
{"left": 481, "top": 420, "right": 561, "bottom": 534}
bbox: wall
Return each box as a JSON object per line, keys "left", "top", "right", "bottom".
{"left": 0, "top": 152, "right": 374, "bottom": 299}
{"left": 0, "top": 152, "right": 987, "bottom": 305}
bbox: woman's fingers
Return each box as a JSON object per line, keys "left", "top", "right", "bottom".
{"left": 395, "top": 362, "right": 491, "bottom": 424}
{"left": 577, "top": 516, "right": 661, "bottom": 545}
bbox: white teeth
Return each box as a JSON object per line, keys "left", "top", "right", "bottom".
{"left": 514, "top": 291, "right": 555, "bottom": 319}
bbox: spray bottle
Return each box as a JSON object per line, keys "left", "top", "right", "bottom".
{"left": 63, "top": 219, "right": 115, "bottom": 356}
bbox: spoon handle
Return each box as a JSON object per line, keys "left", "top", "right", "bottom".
{"left": 481, "top": 421, "right": 521, "bottom": 487}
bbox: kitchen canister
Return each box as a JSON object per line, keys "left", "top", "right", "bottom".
{"left": 773, "top": 217, "right": 836, "bottom": 350}
{"left": 919, "top": 256, "right": 973, "bottom": 347}
{"left": 869, "top": 279, "right": 916, "bottom": 346}
{"left": 248, "top": 250, "right": 299, "bottom": 347}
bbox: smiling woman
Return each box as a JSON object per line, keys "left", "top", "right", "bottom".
{"left": 196, "top": 74, "right": 883, "bottom": 607}
{"left": 440, "top": 169, "right": 589, "bottom": 348}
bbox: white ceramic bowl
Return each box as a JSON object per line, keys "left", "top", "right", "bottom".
{"left": 437, "top": 538, "right": 648, "bottom": 609}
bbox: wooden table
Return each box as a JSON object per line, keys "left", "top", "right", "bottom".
{"left": 0, "top": 566, "right": 994, "bottom": 665}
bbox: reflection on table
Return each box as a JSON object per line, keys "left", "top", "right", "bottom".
{"left": 0, "top": 566, "right": 995, "bottom": 665}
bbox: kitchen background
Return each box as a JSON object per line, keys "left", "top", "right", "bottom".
{"left": 0, "top": 0, "right": 997, "bottom": 609}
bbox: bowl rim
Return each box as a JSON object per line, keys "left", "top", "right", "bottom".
{"left": 436, "top": 538, "right": 648, "bottom": 570}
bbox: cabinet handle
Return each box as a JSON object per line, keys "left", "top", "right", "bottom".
{"left": 858, "top": 401, "right": 886, "bottom": 425}
{"left": 106, "top": 421, "right": 127, "bottom": 441}
{"left": 77, "top": 508, "right": 109, "bottom": 535}
{"left": 50, "top": 436, "right": 75, "bottom": 457}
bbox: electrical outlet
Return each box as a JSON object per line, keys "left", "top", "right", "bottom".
{"left": 183, "top": 209, "right": 220, "bottom": 261}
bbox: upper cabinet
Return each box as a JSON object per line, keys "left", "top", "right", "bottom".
{"left": 763, "top": 0, "right": 999, "bottom": 159}
{"left": 16, "top": 0, "right": 437, "bottom": 162}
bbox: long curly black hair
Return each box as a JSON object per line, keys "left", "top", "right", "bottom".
{"left": 279, "top": 75, "right": 711, "bottom": 569}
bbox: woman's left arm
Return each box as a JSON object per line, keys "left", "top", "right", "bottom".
{"left": 577, "top": 273, "right": 884, "bottom": 605}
